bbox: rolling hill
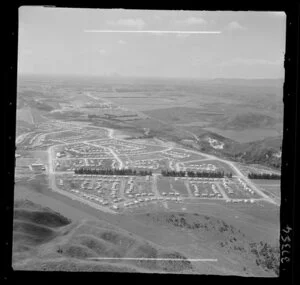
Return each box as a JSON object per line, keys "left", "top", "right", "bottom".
{"left": 12, "top": 200, "right": 279, "bottom": 276}
{"left": 180, "top": 131, "right": 282, "bottom": 169}
{"left": 12, "top": 200, "right": 193, "bottom": 273}
{"left": 135, "top": 212, "right": 279, "bottom": 276}
{"left": 217, "top": 112, "right": 278, "bottom": 130}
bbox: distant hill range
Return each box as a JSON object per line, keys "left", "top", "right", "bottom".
{"left": 217, "top": 112, "right": 278, "bottom": 130}
{"left": 209, "top": 78, "right": 284, "bottom": 88}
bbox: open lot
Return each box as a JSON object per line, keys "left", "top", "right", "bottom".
{"left": 251, "top": 180, "right": 280, "bottom": 199}
{"left": 156, "top": 177, "right": 187, "bottom": 198}
{"left": 169, "top": 178, "right": 189, "bottom": 197}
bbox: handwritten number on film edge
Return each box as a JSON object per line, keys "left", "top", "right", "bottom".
{"left": 280, "top": 225, "right": 292, "bottom": 265}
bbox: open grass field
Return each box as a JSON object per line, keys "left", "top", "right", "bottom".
{"left": 12, "top": 199, "right": 196, "bottom": 274}
{"left": 259, "top": 186, "right": 280, "bottom": 199}
{"left": 157, "top": 178, "right": 172, "bottom": 194}
{"left": 251, "top": 179, "right": 281, "bottom": 186}
{"left": 170, "top": 179, "right": 189, "bottom": 197}
{"left": 157, "top": 177, "right": 189, "bottom": 197}
{"left": 251, "top": 180, "right": 280, "bottom": 198}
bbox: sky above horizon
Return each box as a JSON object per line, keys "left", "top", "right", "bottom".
{"left": 18, "top": 7, "right": 286, "bottom": 79}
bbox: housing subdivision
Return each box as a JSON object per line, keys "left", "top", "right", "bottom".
{"left": 16, "top": 120, "right": 278, "bottom": 214}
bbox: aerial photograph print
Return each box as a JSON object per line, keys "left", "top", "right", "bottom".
{"left": 13, "top": 7, "right": 285, "bottom": 276}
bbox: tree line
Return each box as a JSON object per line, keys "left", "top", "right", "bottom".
{"left": 74, "top": 167, "right": 152, "bottom": 176}
{"left": 161, "top": 170, "right": 232, "bottom": 178}
{"left": 74, "top": 167, "right": 233, "bottom": 178}
{"left": 248, "top": 172, "right": 281, "bottom": 180}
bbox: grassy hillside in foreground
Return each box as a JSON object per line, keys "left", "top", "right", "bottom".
{"left": 12, "top": 200, "right": 193, "bottom": 274}
{"left": 12, "top": 199, "right": 279, "bottom": 276}
{"left": 135, "top": 212, "right": 279, "bottom": 276}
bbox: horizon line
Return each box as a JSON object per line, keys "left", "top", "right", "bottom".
{"left": 84, "top": 29, "right": 222, "bottom": 34}
{"left": 18, "top": 73, "right": 284, "bottom": 81}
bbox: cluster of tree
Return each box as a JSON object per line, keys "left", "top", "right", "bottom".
{"left": 74, "top": 167, "right": 152, "bottom": 176}
{"left": 127, "top": 135, "right": 154, "bottom": 140}
{"left": 250, "top": 241, "right": 280, "bottom": 276}
{"left": 248, "top": 172, "right": 281, "bottom": 180}
{"left": 88, "top": 114, "right": 99, "bottom": 119}
{"left": 161, "top": 170, "right": 232, "bottom": 178}
{"left": 161, "top": 170, "right": 186, "bottom": 177}
{"left": 271, "top": 162, "right": 281, "bottom": 169}
{"left": 34, "top": 100, "right": 54, "bottom": 111}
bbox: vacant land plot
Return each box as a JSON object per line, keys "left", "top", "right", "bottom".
{"left": 157, "top": 178, "right": 172, "bottom": 195}
{"left": 259, "top": 186, "right": 280, "bottom": 201}
{"left": 169, "top": 179, "right": 189, "bottom": 196}
{"left": 252, "top": 180, "right": 280, "bottom": 198}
